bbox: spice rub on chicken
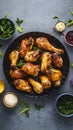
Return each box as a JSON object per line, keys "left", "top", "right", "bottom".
{"left": 9, "top": 36, "right": 64, "bottom": 94}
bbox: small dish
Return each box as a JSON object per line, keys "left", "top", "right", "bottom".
{"left": 64, "top": 30, "right": 73, "bottom": 46}
{"left": 3, "top": 92, "right": 18, "bottom": 108}
{"left": 55, "top": 93, "right": 73, "bottom": 117}
{"left": 0, "top": 18, "right": 15, "bottom": 40}
{"left": 55, "top": 21, "right": 66, "bottom": 32}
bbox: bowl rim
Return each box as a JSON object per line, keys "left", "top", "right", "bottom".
{"left": 3, "top": 91, "right": 18, "bottom": 108}
{"left": 55, "top": 93, "right": 73, "bottom": 117}
{"left": 0, "top": 18, "right": 15, "bottom": 40}
{"left": 55, "top": 21, "right": 66, "bottom": 32}
{"left": 64, "top": 30, "right": 73, "bottom": 47}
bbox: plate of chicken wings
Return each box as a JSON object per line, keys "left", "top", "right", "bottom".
{"left": 3, "top": 32, "right": 70, "bottom": 96}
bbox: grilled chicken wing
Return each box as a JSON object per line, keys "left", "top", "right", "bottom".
{"left": 36, "top": 37, "right": 64, "bottom": 54}
{"left": 24, "top": 49, "right": 41, "bottom": 62}
{"left": 29, "top": 78, "right": 43, "bottom": 94}
{"left": 9, "top": 50, "right": 19, "bottom": 67}
{"left": 48, "top": 69, "right": 62, "bottom": 87}
{"left": 19, "top": 37, "right": 34, "bottom": 57}
{"left": 52, "top": 53, "right": 63, "bottom": 68}
{"left": 10, "top": 68, "right": 26, "bottom": 79}
{"left": 21, "top": 63, "right": 40, "bottom": 76}
{"left": 41, "top": 52, "right": 52, "bottom": 72}
{"left": 14, "top": 79, "right": 32, "bottom": 93}
{"left": 39, "top": 75, "right": 51, "bottom": 89}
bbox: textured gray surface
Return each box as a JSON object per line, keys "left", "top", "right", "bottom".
{"left": 0, "top": 0, "right": 73, "bottom": 130}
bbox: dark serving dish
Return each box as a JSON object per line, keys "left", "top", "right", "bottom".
{"left": 3, "top": 32, "right": 70, "bottom": 96}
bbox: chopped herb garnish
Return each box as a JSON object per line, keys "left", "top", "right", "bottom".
{"left": 33, "top": 46, "right": 39, "bottom": 50}
{"left": 18, "top": 101, "right": 31, "bottom": 118}
{"left": 34, "top": 103, "right": 45, "bottom": 111}
{"left": 16, "top": 59, "right": 24, "bottom": 67}
{"left": 49, "top": 66, "right": 53, "bottom": 69}
{"left": 57, "top": 96, "right": 73, "bottom": 115}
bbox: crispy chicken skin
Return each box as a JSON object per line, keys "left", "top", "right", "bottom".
{"left": 41, "top": 52, "right": 52, "bottom": 72}
{"left": 19, "top": 37, "right": 34, "bottom": 57}
{"left": 39, "top": 75, "right": 51, "bottom": 89}
{"left": 52, "top": 53, "right": 63, "bottom": 68}
{"left": 10, "top": 69, "right": 26, "bottom": 79}
{"left": 21, "top": 63, "right": 40, "bottom": 76}
{"left": 48, "top": 69, "right": 62, "bottom": 82}
{"left": 14, "top": 79, "right": 32, "bottom": 93}
{"left": 29, "top": 78, "right": 43, "bottom": 94}
{"left": 24, "top": 49, "right": 41, "bottom": 62}
{"left": 48, "top": 69, "right": 62, "bottom": 87}
{"left": 36, "top": 37, "right": 64, "bottom": 54}
{"left": 9, "top": 50, "right": 19, "bottom": 67}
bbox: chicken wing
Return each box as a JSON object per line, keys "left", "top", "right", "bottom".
{"left": 24, "top": 49, "right": 41, "bottom": 62}
{"left": 10, "top": 68, "right": 26, "bottom": 79}
{"left": 36, "top": 37, "right": 64, "bottom": 54}
{"left": 19, "top": 37, "right": 34, "bottom": 57}
{"left": 39, "top": 75, "right": 51, "bottom": 89}
{"left": 29, "top": 78, "right": 43, "bottom": 94}
{"left": 14, "top": 79, "right": 32, "bottom": 93}
{"left": 52, "top": 53, "right": 63, "bottom": 68}
{"left": 9, "top": 50, "right": 19, "bottom": 67}
{"left": 41, "top": 52, "right": 52, "bottom": 72}
{"left": 21, "top": 63, "right": 40, "bottom": 76}
{"left": 48, "top": 69, "right": 62, "bottom": 87}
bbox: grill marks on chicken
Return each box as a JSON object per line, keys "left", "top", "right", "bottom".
{"left": 9, "top": 36, "right": 64, "bottom": 94}
{"left": 14, "top": 79, "right": 32, "bottom": 93}
{"left": 52, "top": 53, "right": 63, "bottom": 68}
{"left": 41, "top": 52, "right": 52, "bottom": 72}
{"left": 24, "top": 49, "right": 41, "bottom": 62}
{"left": 21, "top": 63, "right": 40, "bottom": 76}
{"left": 9, "top": 50, "right": 19, "bottom": 67}
{"left": 29, "top": 78, "right": 43, "bottom": 94}
{"left": 36, "top": 37, "right": 64, "bottom": 54}
{"left": 19, "top": 37, "right": 34, "bottom": 57}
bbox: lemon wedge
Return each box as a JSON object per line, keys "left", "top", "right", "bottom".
{"left": 0, "top": 80, "right": 5, "bottom": 94}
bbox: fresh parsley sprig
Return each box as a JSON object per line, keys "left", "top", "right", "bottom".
{"left": 18, "top": 101, "right": 31, "bottom": 118}
{"left": 15, "top": 18, "right": 23, "bottom": 33}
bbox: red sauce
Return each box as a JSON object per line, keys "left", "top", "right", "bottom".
{"left": 65, "top": 31, "right": 73, "bottom": 45}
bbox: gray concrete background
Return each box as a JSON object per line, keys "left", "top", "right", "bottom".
{"left": 0, "top": 0, "right": 73, "bottom": 130}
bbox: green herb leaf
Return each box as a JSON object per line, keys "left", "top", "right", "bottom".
{"left": 16, "top": 18, "right": 23, "bottom": 26}
{"left": 69, "top": 9, "right": 73, "bottom": 16}
{"left": 0, "top": 50, "right": 3, "bottom": 57}
{"left": 15, "top": 25, "right": 23, "bottom": 33}
{"left": 18, "top": 107, "right": 31, "bottom": 116}
{"left": 33, "top": 46, "right": 39, "bottom": 50}
{"left": 66, "top": 20, "right": 73, "bottom": 27}
{"left": 16, "top": 59, "right": 24, "bottom": 67}
{"left": 34, "top": 104, "right": 45, "bottom": 111}
{"left": 18, "top": 101, "right": 31, "bottom": 118}
{"left": 71, "top": 63, "right": 73, "bottom": 68}
{"left": 53, "top": 16, "right": 59, "bottom": 21}
{"left": 49, "top": 66, "right": 53, "bottom": 69}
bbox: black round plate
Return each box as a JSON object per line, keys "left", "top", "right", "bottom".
{"left": 3, "top": 32, "right": 70, "bottom": 96}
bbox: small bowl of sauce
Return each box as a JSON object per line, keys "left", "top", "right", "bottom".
{"left": 3, "top": 92, "right": 18, "bottom": 108}
{"left": 64, "top": 30, "right": 73, "bottom": 46}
